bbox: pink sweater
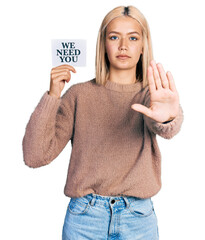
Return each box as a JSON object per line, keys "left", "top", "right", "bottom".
{"left": 22, "top": 79, "right": 184, "bottom": 199}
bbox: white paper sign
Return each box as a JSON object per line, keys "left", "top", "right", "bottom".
{"left": 51, "top": 39, "right": 86, "bottom": 67}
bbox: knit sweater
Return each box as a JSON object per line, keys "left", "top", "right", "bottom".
{"left": 22, "top": 78, "right": 184, "bottom": 199}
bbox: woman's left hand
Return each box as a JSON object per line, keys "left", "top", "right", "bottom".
{"left": 131, "top": 60, "right": 180, "bottom": 123}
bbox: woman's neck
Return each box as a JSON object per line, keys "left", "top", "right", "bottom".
{"left": 108, "top": 67, "right": 137, "bottom": 85}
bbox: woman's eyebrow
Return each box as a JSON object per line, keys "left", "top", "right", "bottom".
{"left": 128, "top": 31, "right": 141, "bottom": 35}
{"left": 108, "top": 31, "right": 141, "bottom": 35}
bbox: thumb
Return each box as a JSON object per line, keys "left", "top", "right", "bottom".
{"left": 131, "top": 104, "right": 152, "bottom": 118}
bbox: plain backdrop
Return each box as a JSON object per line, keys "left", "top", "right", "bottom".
{"left": 0, "top": 0, "right": 204, "bottom": 239}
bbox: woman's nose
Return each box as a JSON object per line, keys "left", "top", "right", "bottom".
{"left": 118, "top": 38, "right": 128, "bottom": 51}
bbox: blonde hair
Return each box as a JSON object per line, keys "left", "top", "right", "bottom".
{"left": 95, "top": 5, "right": 153, "bottom": 88}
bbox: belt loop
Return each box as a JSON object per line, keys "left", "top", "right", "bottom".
{"left": 90, "top": 193, "right": 96, "bottom": 206}
{"left": 122, "top": 196, "right": 130, "bottom": 208}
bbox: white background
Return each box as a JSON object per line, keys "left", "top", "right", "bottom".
{"left": 0, "top": 0, "right": 204, "bottom": 239}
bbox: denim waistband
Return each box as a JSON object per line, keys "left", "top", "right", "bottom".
{"left": 82, "top": 193, "right": 151, "bottom": 208}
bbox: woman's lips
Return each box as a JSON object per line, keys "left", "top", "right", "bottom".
{"left": 116, "top": 55, "right": 131, "bottom": 60}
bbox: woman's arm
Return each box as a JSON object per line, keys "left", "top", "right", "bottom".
{"left": 22, "top": 64, "right": 76, "bottom": 168}
{"left": 22, "top": 87, "right": 76, "bottom": 168}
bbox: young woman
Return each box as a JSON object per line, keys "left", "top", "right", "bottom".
{"left": 23, "top": 5, "right": 184, "bottom": 240}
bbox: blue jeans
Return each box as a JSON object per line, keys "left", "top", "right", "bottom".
{"left": 62, "top": 193, "right": 159, "bottom": 240}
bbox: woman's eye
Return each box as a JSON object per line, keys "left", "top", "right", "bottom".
{"left": 110, "top": 36, "right": 118, "bottom": 40}
{"left": 130, "top": 37, "right": 138, "bottom": 41}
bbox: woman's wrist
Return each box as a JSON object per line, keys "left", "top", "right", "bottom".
{"left": 48, "top": 91, "right": 60, "bottom": 99}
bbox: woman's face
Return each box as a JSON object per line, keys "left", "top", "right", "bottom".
{"left": 105, "top": 16, "right": 143, "bottom": 72}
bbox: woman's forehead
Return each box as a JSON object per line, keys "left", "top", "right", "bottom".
{"left": 106, "top": 16, "right": 142, "bottom": 35}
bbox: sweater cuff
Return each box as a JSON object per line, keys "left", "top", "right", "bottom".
{"left": 149, "top": 105, "right": 184, "bottom": 139}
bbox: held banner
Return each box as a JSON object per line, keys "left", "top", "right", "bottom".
{"left": 51, "top": 39, "right": 86, "bottom": 67}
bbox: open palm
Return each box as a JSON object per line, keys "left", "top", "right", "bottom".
{"left": 131, "top": 60, "right": 180, "bottom": 123}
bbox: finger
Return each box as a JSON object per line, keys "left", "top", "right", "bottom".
{"left": 131, "top": 104, "right": 153, "bottom": 118}
{"left": 51, "top": 68, "right": 70, "bottom": 73}
{"left": 52, "top": 71, "right": 71, "bottom": 82}
{"left": 51, "top": 70, "right": 71, "bottom": 82}
{"left": 52, "top": 64, "right": 77, "bottom": 73}
{"left": 166, "top": 71, "right": 177, "bottom": 92}
{"left": 150, "top": 60, "right": 162, "bottom": 90}
{"left": 53, "top": 64, "right": 76, "bottom": 71}
{"left": 147, "top": 66, "right": 156, "bottom": 93}
{"left": 53, "top": 75, "right": 71, "bottom": 83}
{"left": 156, "top": 63, "right": 169, "bottom": 89}
{"left": 51, "top": 69, "right": 71, "bottom": 76}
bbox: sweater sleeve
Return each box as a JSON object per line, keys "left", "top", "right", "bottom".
{"left": 143, "top": 88, "right": 184, "bottom": 139}
{"left": 22, "top": 87, "right": 76, "bottom": 168}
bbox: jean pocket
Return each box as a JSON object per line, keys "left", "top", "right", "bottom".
{"left": 68, "top": 197, "right": 91, "bottom": 215}
{"left": 128, "top": 198, "right": 154, "bottom": 218}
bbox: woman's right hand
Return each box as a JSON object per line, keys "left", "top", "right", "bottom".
{"left": 49, "top": 64, "right": 76, "bottom": 99}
